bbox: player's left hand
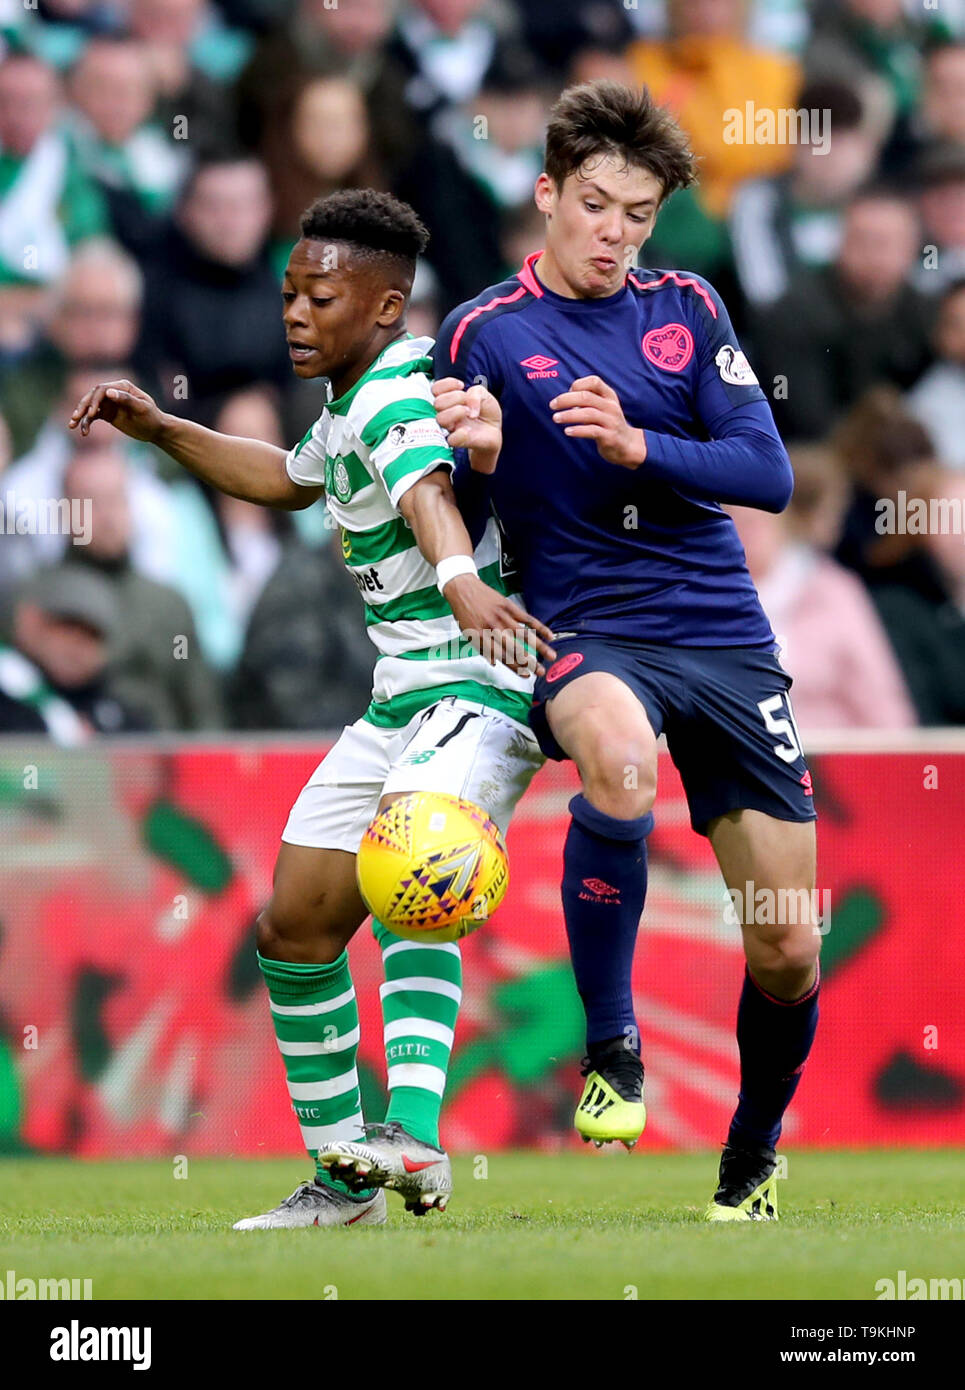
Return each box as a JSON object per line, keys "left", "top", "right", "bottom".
{"left": 550, "top": 376, "right": 646, "bottom": 469}
{"left": 442, "top": 574, "right": 557, "bottom": 678}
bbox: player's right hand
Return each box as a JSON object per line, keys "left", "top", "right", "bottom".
{"left": 431, "top": 377, "right": 502, "bottom": 472}
{"left": 69, "top": 379, "right": 165, "bottom": 443}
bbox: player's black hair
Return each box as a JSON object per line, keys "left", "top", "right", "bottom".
{"left": 544, "top": 80, "right": 698, "bottom": 202}
{"left": 299, "top": 190, "right": 430, "bottom": 287}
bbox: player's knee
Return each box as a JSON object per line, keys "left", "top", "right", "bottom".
{"left": 578, "top": 727, "right": 657, "bottom": 816}
{"left": 780, "top": 927, "right": 821, "bottom": 974}
{"left": 755, "top": 931, "right": 820, "bottom": 993}
{"left": 583, "top": 775, "right": 654, "bottom": 819}
{"left": 256, "top": 904, "right": 344, "bottom": 966}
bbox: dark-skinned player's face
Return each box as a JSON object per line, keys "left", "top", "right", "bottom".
{"left": 281, "top": 238, "right": 405, "bottom": 385}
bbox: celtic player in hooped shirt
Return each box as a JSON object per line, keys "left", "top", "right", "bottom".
{"left": 434, "top": 81, "right": 820, "bottom": 1222}
{"left": 70, "top": 189, "right": 555, "bottom": 1228}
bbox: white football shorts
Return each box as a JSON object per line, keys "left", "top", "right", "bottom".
{"left": 282, "top": 695, "right": 545, "bottom": 852}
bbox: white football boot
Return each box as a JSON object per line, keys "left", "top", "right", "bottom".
{"left": 317, "top": 1121, "right": 452, "bottom": 1215}
{"left": 232, "top": 1178, "right": 386, "bottom": 1230}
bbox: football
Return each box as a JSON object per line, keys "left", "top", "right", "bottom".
{"left": 356, "top": 791, "right": 509, "bottom": 943}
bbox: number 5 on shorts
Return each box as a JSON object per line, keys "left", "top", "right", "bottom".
{"left": 757, "top": 693, "right": 804, "bottom": 763}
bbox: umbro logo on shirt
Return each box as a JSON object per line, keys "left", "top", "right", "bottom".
{"left": 520, "top": 354, "right": 559, "bottom": 379}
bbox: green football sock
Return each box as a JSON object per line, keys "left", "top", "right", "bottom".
{"left": 258, "top": 951, "right": 368, "bottom": 1189}
{"left": 373, "top": 919, "right": 462, "bottom": 1148}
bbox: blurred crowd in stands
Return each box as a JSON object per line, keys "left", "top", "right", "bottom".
{"left": 1, "top": 0, "right": 964, "bottom": 740}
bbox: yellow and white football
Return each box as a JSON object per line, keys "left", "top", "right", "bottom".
{"left": 356, "top": 791, "right": 509, "bottom": 943}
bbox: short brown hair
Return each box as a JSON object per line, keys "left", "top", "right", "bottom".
{"left": 544, "top": 80, "right": 698, "bottom": 202}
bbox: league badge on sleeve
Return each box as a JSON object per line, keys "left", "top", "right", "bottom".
{"left": 715, "top": 345, "right": 759, "bottom": 387}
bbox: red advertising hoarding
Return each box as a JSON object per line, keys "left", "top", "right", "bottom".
{"left": 0, "top": 742, "right": 961, "bottom": 1155}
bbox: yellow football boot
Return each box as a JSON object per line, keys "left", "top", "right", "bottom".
{"left": 705, "top": 1142, "right": 780, "bottom": 1221}
{"left": 574, "top": 1038, "right": 646, "bottom": 1151}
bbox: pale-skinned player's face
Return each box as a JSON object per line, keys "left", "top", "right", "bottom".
{"left": 534, "top": 157, "right": 664, "bottom": 299}
{"left": 282, "top": 238, "right": 405, "bottom": 392}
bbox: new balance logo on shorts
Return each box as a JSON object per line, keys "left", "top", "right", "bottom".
{"left": 579, "top": 1082, "right": 615, "bottom": 1118}
{"left": 580, "top": 877, "right": 621, "bottom": 904}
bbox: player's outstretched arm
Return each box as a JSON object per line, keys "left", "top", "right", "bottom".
{"left": 431, "top": 378, "right": 502, "bottom": 473}
{"left": 69, "top": 379, "right": 322, "bottom": 511}
{"left": 398, "top": 469, "right": 556, "bottom": 677}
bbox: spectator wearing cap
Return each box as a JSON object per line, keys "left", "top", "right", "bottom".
{"left": 0, "top": 52, "right": 108, "bottom": 289}
{"left": 53, "top": 444, "right": 224, "bottom": 730}
{"left": 0, "top": 565, "right": 148, "bottom": 741}
{"left": 906, "top": 278, "right": 965, "bottom": 469}
{"left": 133, "top": 153, "right": 291, "bottom": 418}
{"left": 752, "top": 186, "right": 935, "bottom": 440}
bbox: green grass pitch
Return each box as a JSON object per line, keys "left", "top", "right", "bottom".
{"left": 2, "top": 1151, "right": 964, "bottom": 1301}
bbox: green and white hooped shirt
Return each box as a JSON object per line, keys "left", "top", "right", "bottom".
{"left": 285, "top": 335, "right": 534, "bottom": 729}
